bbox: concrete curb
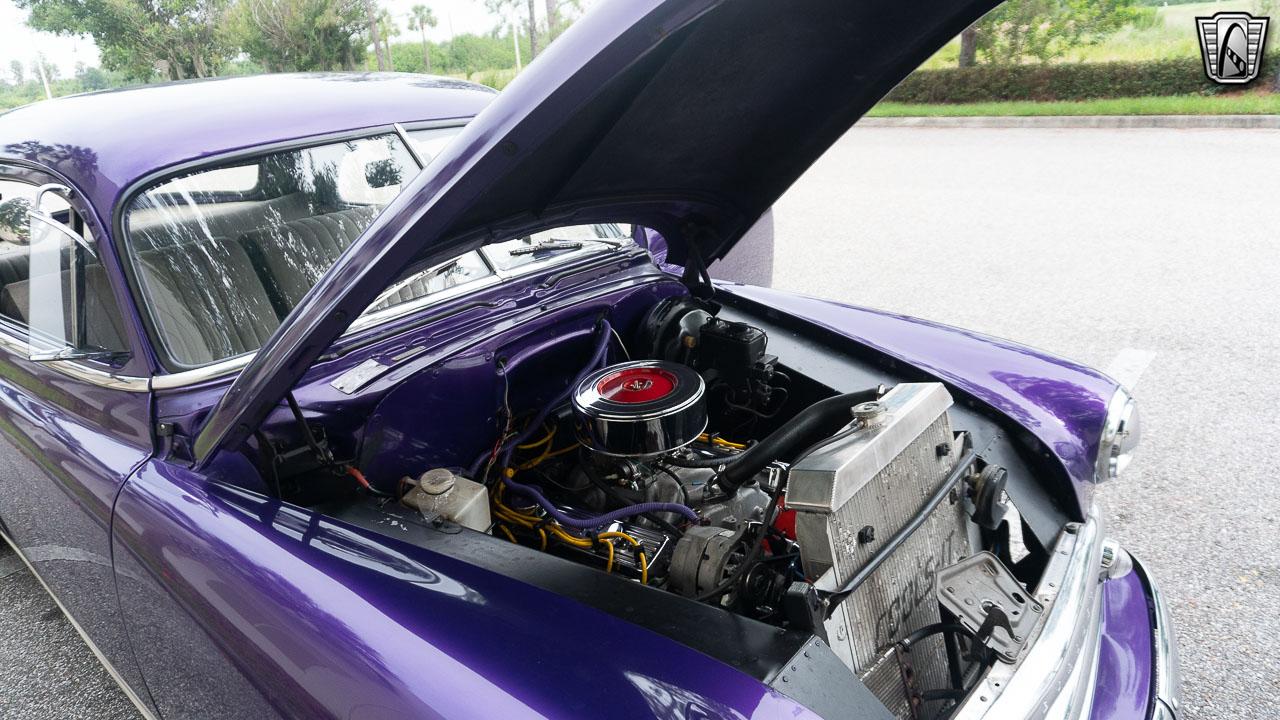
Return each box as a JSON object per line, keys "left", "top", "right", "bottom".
{"left": 858, "top": 114, "right": 1280, "bottom": 129}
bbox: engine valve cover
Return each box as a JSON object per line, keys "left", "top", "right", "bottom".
{"left": 572, "top": 360, "right": 707, "bottom": 457}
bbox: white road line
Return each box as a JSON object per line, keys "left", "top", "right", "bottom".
{"left": 1105, "top": 348, "right": 1157, "bottom": 392}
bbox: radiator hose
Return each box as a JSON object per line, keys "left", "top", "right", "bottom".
{"left": 715, "top": 387, "right": 883, "bottom": 490}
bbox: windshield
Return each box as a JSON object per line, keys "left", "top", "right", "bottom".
{"left": 123, "top": 127, "right": 630, "bottom": 369}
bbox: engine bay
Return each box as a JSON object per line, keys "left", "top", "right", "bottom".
{"left": 253, "top": 293, "right": 1050, "bottom": 719}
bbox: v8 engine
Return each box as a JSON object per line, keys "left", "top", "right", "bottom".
{"left": 380, "top": 299, "right": 1021, "bottom": 719}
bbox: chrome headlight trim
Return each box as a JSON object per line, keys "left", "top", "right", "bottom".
{"left": 1096, "top": 388, "right": 1141, "bottom": 482}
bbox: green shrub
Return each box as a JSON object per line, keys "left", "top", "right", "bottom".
{"left": 887, "top": 56, "right": 1280, "bottom": 103}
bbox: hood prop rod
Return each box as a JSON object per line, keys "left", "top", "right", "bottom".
{"left": 285, "top": 392, "right": 333, "bottom": 467}
{"left": 679, "top": 227, "right": 717, "bottom": 301}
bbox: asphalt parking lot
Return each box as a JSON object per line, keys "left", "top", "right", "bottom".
{"left": 772, "top": 126, "right": 1280, "bottom": 719}
{"left": 2, "top": 125, "right": 1277, "bottom": 718}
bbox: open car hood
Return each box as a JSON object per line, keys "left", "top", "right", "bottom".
{"left": 192, "top": 0, "right": 1001, "bottom": 466}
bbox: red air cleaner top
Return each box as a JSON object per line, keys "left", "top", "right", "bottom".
{"left": 595, "top": 367, "right": 677, "bottom": 404}
{"left": 572, "top": 360, "right": 707, "bottom": 457}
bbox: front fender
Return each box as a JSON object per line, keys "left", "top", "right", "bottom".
{"left": 111, "top": 461, "right": 828, "bottom": 720}
{"left": 718, "top": 284, "right": 1120, "bottom": 516}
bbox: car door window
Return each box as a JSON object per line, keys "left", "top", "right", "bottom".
{"left": 0, "top": 179, "right": 128, "bottom": 359}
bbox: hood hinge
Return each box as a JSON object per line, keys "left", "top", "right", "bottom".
{"left": 678, "top": 226, "right": 718, "bottom": 304}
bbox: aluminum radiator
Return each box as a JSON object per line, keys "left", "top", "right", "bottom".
{"left": 787, "top": 383, "right": 971, "bottom": 719}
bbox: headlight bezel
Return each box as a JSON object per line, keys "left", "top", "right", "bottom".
{"left": 1095, "top": 388, "right": 1140, "bottom": 482}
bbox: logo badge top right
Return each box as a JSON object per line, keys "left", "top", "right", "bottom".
{"left": 1197, "top": 12, "right": 1269, "bottom": 84}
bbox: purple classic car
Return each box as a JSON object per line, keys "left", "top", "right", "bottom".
{"left": 0, "top": 1, "right": 1178, "bottom": 719}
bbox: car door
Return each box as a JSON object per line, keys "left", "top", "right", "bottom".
{"left": 0, "top": 166, "right": 157, "bottom": 716}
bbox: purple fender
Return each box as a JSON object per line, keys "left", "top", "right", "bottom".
{"left": 110, "top": 460, "right": 823, "bottom": 720}
{"left": 718, "top": 284, "right": 1120, "bottom": 514}
{"left": 1092, "top": 568, "right": 1156, "bottom": 720}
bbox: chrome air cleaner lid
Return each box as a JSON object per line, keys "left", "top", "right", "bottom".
{"left": 572, "top": 360, "right": 707, "bottom": 457}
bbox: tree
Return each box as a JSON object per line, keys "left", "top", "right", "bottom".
{"left": 8, "top": 61, "right": 23, "bottom": 85}
{"left": 524, "top": 0, "right": 538, "bottom": 57}
{"left": 230, "top": 0, "right": 367, "bottom": 72}
{"left": 74, "top": 63, "right": 113, "bottom": 90}
{"left": 486, "top": 0, "right": 537, "bottom": 58}
{"left": 958, "top": 25, "right": 978, "bottom": 68}
{"left": 364, "top": 0, "right": 387, "bottom": 70}
{"left": 964, "top": 0, "right": 1140, "bottom": 65}
{"left": 409, "top": 4, "right": 437, "bottom": 72}
{"left": 544, "top": 0, "right": 558, "bottom": 39}
{"left": 377, "top": 8, "right": 400, "bottom": 69}
{"left": 16, "top": 0, "right": 233, "bottom": 80}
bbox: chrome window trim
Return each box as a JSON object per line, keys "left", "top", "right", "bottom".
{"left": 0, "top": 330, "right": 150, "bottom": 392}
{"left": 1, "top": 237, "right": 633, "bottom": 392}
{"left": 393, "top": 123, "right": 427, "bottom": 167}
{"left": 148, "top": 242, "right": 637, "bottom": 391}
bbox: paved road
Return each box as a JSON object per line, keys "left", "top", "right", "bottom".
{"left": 772, "top": 126, "right": 1280, "bottom": 719}
{"left": 2, "top": 126, "right": 1277, "bottom": 718}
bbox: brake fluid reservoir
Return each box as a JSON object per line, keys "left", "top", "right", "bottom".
{"left": 402, "top": 468, "right": 491, "bottom": 532}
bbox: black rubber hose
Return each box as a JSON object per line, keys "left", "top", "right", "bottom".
{"left": 716, "top": 388, "right": 882, "bottom": 490}
{"left": 664, "top": 452, "right": 737, "bottom": 469}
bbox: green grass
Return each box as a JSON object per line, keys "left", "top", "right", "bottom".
{"left": 919, "top": 0, "right": 1265, "bottom": 68}
{"left": 868, "top": 92, "right": 1280, "bottom": 116}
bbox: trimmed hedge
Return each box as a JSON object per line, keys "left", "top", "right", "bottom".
{"left": 886, "top": 56, "right": 1280, "bottom": 104}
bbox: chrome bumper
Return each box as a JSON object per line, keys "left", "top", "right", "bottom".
{"left": 951, "top": 506, "right": 1180, "bottom": 720}
{"left": 953, "top": 507, "right": 1104, "bottom": 720}
{"left": 1136, "top": 555, "right": 1182, "bottom": 720}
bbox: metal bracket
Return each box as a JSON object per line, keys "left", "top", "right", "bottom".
{"left": 936, "top": 551, "right": 1042, "bottom": 663}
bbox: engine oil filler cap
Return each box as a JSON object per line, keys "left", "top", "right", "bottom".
{"left": 572, "top": 360, "right": 707, "bottom": 457}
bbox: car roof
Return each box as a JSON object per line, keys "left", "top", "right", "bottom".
{"left": 0, "top": 72, "right": 495, "bottom": 221}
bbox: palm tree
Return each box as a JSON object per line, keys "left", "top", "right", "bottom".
{"left": 409, "top": 5, "right": 438, "bottom": 73}
{"left": 377, "top": 8, "right": 400, "bottom": 70}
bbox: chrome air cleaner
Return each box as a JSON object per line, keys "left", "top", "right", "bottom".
{"left": 572, "top": 360, "right": 707, "bottom": 457}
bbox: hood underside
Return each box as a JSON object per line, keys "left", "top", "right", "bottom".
{"left": 193, "top": 0, "right": 1001, "bottom": 465}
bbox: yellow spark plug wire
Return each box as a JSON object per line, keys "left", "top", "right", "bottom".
{"left": 492, "top": 483, "right": 649, "bottom": 584}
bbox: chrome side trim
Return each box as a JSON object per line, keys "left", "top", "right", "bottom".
{"left": 1136, "top": 555, "right": 1182, "bottom": 719}
{"left": 0, "top": 531, "right": 160, "bottom": 720}
{"left": 0, "top": 329, "right": 151, "bottom": 392}
{"left": 44, "top": 360, "right": 150, "bottom": 392}
{"left": 955, "top": 507, "right": 1106, "bottom": 720}
{"left": 150, "top": 352, "right": 253, "bottom": 390}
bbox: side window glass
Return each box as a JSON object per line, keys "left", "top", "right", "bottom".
{"left": 0, "top": 179, "right": 129, "bottom": 361}
{"left": 406, "top": 126, "right": 464, "bottom": 166}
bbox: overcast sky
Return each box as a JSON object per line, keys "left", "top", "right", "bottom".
{"left": 0, "top": 0, "right": 546, "bottom": 79}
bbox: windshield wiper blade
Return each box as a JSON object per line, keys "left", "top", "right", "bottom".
{"left": 507, "top": 240, "right": 584, "bottom": 256}
{"left": 507, "top": 238, "right": 623, "bottom": 256}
